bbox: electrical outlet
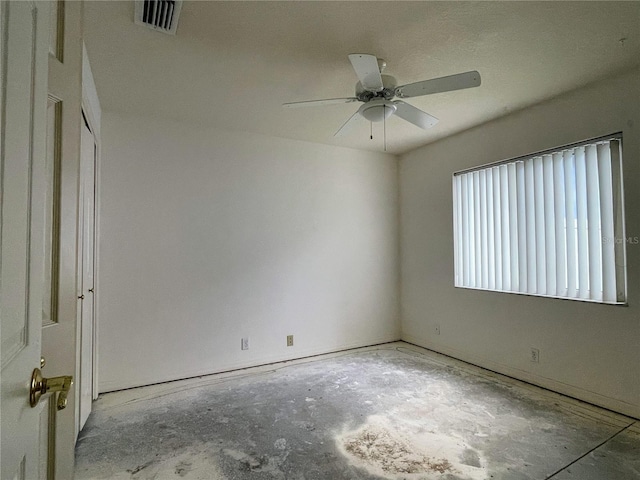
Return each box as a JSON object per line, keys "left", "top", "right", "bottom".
{"left": 530, "top": 347, "right": 539, "bottom": 363}
{"left": 287, "top": 335, "right": 294, "bottom": 347}
{"left": 434, "top": 324, "right": 441, "bottom": 335}
{"left": 241, "top": 337, "right": 249, "bottom": 350}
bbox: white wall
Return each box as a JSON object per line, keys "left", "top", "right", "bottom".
{"left": 98, "top": 112, "right": 400, "bottom": 392}
{"left": 400, "top": 67, "right": 640, "bottom": 418}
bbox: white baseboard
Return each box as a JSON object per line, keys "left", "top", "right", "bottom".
{"left": 98, "top": 334, "right": 401, "bottom": 393}
{"left": 401, "top": 333, "right": 639, "bottom": 420}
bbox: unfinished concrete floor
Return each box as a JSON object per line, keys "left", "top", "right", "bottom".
{"left": 75, "top": 343, "right": 640, "bottom": 480}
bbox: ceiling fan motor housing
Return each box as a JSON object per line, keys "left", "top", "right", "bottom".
{"left": 355, "top": 74, "right": 397, "bottom": 102}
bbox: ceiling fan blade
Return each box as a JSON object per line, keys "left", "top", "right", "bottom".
{"left": 283, "top": 97, "right": 359, "bottom": 108}
{"left": 393, "top": 101, "right": 439, "bottom": 130}
{"left": 395, "top": 71, "right": 481, "bottom": 98}
{"left": 348, "top": 54, "right": 384, "bottom": 92}
{"left": 334, "top": 109, "right": 366, "bottom": 137}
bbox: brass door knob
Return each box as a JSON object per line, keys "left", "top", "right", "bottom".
{"left": 30, "top": 368, "right": 73, "bottom": 410}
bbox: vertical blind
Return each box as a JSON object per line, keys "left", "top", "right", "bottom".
{"left": 453, "top": 136, "right": 626, "bottom": 303}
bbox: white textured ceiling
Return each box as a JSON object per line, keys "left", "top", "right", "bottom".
{"left": 84, "top": 1, "right": 640, "bottom": 155}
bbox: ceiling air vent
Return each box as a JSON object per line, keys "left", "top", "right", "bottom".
{"left": 134, "top": 0, "right": 183, "bottom": 35}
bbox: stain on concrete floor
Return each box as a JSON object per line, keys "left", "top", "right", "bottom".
{"left": 75, "top": 344, "right": 639, "bottom": 480}
{"left": 339, "top": 415, "right": 476, "bottom": 478}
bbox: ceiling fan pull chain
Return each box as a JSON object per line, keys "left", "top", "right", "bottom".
{"left": 370, "top": 121, "right": 373, "bottom": 140}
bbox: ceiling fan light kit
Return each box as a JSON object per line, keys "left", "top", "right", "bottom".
{"left": 283, "top": 53, "right": 481, "bottom": 144}
{"left": 360, "top": 99, "right": 396, "bottom": 122}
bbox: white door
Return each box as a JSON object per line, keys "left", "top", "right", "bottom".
{"left": 40, "top": 0, "right": 86, "bottom": 476}
{"left": 1, "top": 1, "right": 52, "bottom": 479}
{"left": 79, "top": 117, "right": 96, "bottom": 429}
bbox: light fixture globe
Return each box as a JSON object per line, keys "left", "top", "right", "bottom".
{"left": 359, "top": 99, "right": 397, "bottom": 123}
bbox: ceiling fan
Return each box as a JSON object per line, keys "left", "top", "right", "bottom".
{"left": 283, "top": 54, "right": 481, "bottom": 137}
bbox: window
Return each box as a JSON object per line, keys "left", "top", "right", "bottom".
{"left": 453, "top": 134, "right": 626, "bottom": 304}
